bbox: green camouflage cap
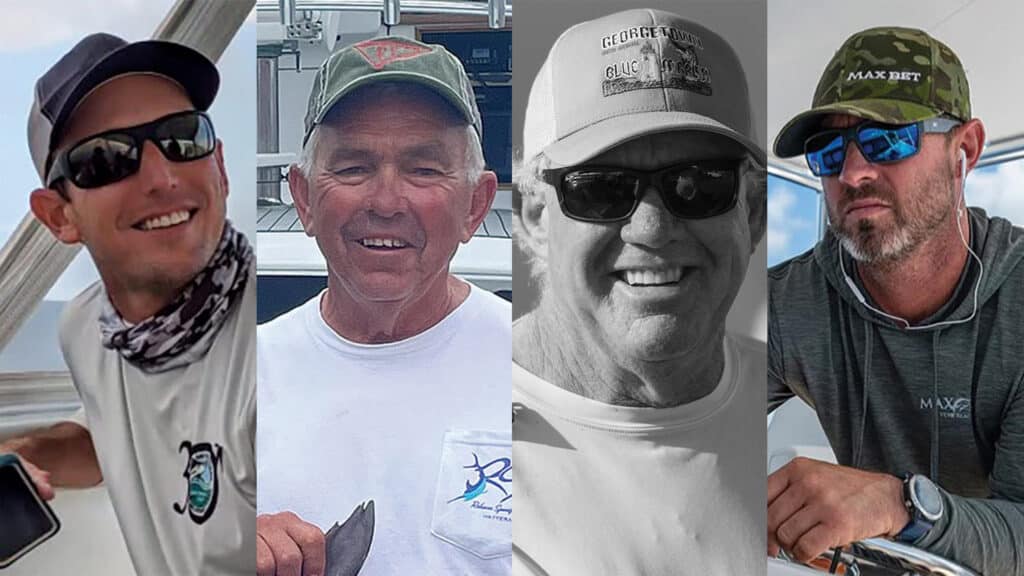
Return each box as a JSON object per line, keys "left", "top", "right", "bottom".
{"left": 303, "top": 36, "right": 481, "bottom": 144}
{"left": 774, "top": 26, "right": 970, "bottom": 157}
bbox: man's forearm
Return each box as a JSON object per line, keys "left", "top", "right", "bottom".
{"left": 917, "top": 490, "right": 1024, "bottom": 575}
{"left": 0, "top": 421, "right": 102, "bottom": 487}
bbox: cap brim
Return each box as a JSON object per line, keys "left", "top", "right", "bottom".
{"left": 50, "top": 40, "right": 218, "bottom": 156}
{"left": 314, "top": 71, "right": 479, "bottom": 137}
{"left": 773, "top": 99, "right": 941, "bottom": 158}
{"left": 542, "top": 111, "right": 765, "bottom": 168}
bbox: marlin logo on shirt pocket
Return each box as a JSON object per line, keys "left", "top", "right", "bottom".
{"left": 447, "top": 453, "right": 511, "bottom": 506}
{"left": 431, "top": 429, "right": 512, "bottom": 559}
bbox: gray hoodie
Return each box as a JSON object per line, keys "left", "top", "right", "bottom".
{"left": 768, "top": 207, "right": 1024, "bottom": 575}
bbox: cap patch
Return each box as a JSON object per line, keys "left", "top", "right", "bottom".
{"left": 353, "top": 38, "right": 432, "bottom": 70}
{"left": 599, "top": 26, "right": 712, "bottom": 98}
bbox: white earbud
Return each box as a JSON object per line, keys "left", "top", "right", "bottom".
{"left": 958, "top": 148, "right": 968, "bottom": 214}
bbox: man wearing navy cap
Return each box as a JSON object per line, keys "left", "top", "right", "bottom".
{"left": 0, "top": 33, "right": 255, "bottom": 574}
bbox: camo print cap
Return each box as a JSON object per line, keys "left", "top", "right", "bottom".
{"left": 774, "top": 26, "right": 970, "bottom": 157}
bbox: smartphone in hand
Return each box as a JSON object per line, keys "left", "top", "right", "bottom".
{"left": 0, "top": 454, "right": 60, "bottom": 568}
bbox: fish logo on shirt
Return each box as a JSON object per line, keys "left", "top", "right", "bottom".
{"left": 172, "top": 441, "right": 222, "bottom": 525}
{"left": 448, "top": 453, "right": 511, "bottom": 505}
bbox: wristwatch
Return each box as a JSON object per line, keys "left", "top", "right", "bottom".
{"left": 895, "top": 473, "right": 944, "bottom": 543}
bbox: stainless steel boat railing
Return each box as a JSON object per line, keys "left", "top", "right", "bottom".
{"left": 774, "top": 538, "right": 980, "bottom": 576}
{"left": 841, "top": 538, "right": 979, "bottom": 576}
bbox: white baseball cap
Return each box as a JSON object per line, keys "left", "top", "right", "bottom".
{"left": 523, "top": 8, "right": 764, "bottom": 167}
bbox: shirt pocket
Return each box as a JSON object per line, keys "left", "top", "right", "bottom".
{"left": 430, "top": 428, "right": 512, "bottom": 560}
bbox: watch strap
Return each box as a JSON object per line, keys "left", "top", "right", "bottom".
{"left": 895, "top": 473, "right": 936, "bottom": 543}
{"left": 896, "top": 517, "right": 934, "bottom": 543}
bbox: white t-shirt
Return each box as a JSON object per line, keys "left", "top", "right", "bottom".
{"left": 512, "top": 333, "right": 766, "bottom": 576}
{"left": 59, "top": 273, "right": 257, "bottom": 576}
{"left": 258, "top": 285, "right": 512, "bottom": 574}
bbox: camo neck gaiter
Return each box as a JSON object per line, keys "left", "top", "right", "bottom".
{"left": 98, "top": 221, "right": 253, "bottom": 374}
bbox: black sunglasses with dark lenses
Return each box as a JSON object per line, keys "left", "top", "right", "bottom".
{"left": 543, "top": 160, "right": 742, "bottom": 223}
{"left": 803, "top": 117, "right": 960, "bottom": 177}
{"left": 47, "top": 110, "right": 216, "bottom": 190}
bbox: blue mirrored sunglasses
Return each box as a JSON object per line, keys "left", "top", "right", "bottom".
{"left": 803, "top": 117, "right": 961, "bottom": 177}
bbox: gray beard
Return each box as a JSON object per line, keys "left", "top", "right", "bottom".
{"left": 831, "top": 163, "right": 957, "bottom": 265}
{"left": 836, "top": 216, "right": 918, "bottom": 264}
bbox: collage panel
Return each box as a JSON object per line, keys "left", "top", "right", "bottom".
{"left": 0, "top": 0, "right": 256, "bottom": 574}
{"left": 0, "top": 1, "right": 1018, "bottom": 575}
{"left": 768, "top": 1, "right": 1024, "bottom": 574}
{"left": 254, "top": 2, "right": 513, "bottom": 575}
{"left": 511, "top": 1, "right": 768, "bottom": 574}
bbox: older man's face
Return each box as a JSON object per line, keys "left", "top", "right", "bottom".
{"left": 300, "top": 89, "right": 482, "bottom": 303}
{"left": 543, "top": 131, "right": 755, "bottom": 363}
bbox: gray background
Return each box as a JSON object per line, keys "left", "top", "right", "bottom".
{"left": 511, "top": 0, "right": 768, "bottom": 340}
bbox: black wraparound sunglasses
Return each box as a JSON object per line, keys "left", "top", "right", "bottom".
{"left": 46, "top": 110, "right": 216, "bottom": 191}
{"left": 542, "top": 159, "right": 742, "bottom": 223}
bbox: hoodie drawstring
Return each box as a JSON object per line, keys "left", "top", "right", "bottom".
{"left": 854, "top": 325, "right": 872, "bottom": 469}
{"left": 931, "top": 331, "right": 942, "bottom": 480}
{"left": 853, "top": 321, "right": 943, "bottom": 482}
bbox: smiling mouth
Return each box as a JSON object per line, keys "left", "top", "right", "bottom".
{"left": 356, "top": 237, "right": 410, "bottom": 250}
{"left": 616, "top": 267, "right": 686, "bottom": 287}
{"left": 133, "top": 209, "right": 196, "bottom": 231}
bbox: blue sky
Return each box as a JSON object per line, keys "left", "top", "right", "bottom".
{"left": 767, "top": 176, "right": 820, "bottom": 267}
{"left": 0, "top": 0, "right": 255, "bottom": 301}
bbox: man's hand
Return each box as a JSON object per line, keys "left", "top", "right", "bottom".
{"left": 2, "top": 453, "right": 55, "bottom": 501}
{"left": 257, "top": 511, "right": 326, "bottom": 576}
{"left": 1, "top": 435, "right": 57, "bottom": 501}
{"left": 767, "top": 457, "right": 911, "bottom": 563}
{"left": 0, "top": 422, "right": 101, "bottom": 488}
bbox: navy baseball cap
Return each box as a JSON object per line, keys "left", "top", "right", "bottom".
{"left": 27, "top": 33, "right": 219, "bottom": 184}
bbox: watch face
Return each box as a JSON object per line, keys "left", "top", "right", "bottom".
{"left": 910, "top": 475, "right": 944, "bottom": 521}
